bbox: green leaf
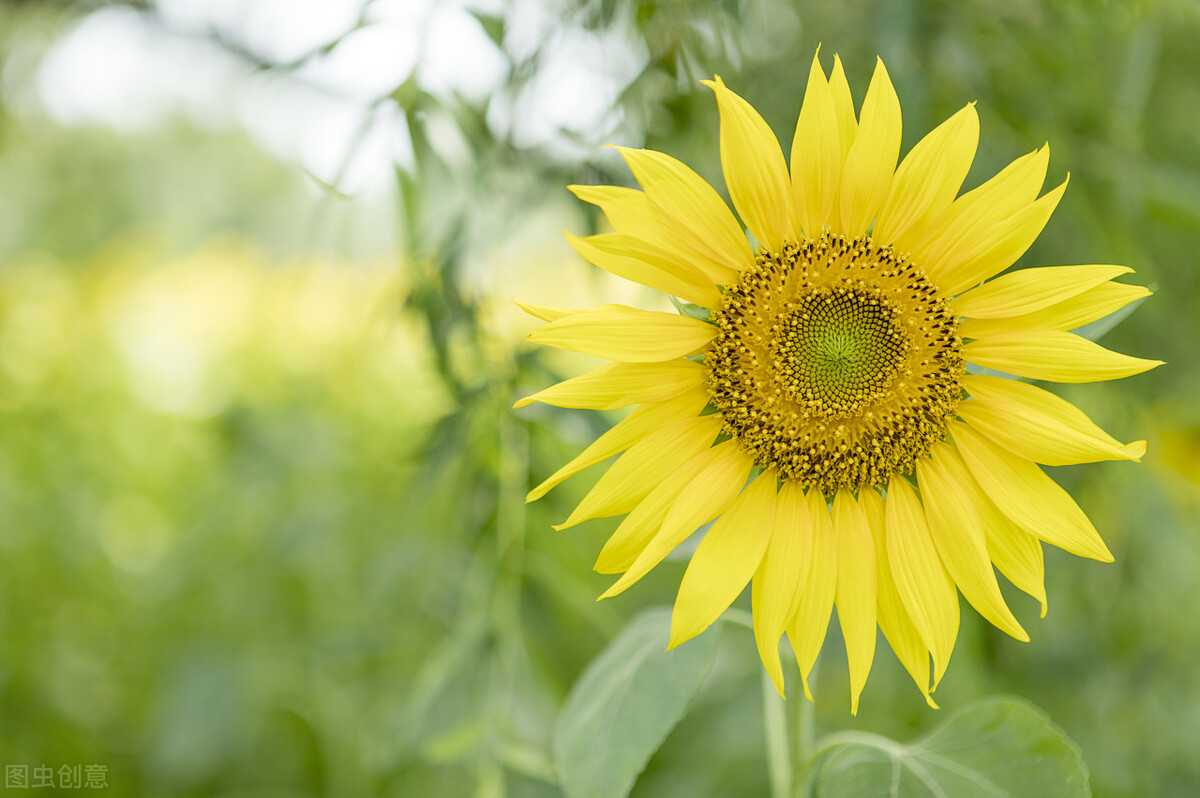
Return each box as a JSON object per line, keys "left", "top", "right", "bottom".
{"left": 467, "top": 10, "right": 505, "bottom": 50}
{"left": 553, "top": 607, "right": 720, "bottom": 798}
{"left": 814, "top": 697, "right": 1091, "bottom": 798}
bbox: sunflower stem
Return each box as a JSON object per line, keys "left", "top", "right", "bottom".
{"left": 762, "top": 668, "right": 792, "bottom": 798}
{"left": 792, "top": 654, "right": 819, "bottom": 797}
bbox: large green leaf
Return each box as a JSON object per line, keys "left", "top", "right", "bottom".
{"left": 814, "top": 697, "right": 1091, "bottom": 798}
{"left": 553, "top": 607, "right": 720, "bottom": 798}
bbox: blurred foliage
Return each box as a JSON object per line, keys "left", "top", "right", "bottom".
{"left": 0, "top": 0, "right": 1198, "bottom": 796}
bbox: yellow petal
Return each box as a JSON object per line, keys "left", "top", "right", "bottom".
{"left": 527, "top": 387, "right": 711, "bottom": 502}
{"left": 932, "top": 177, "right": 1069, "bottom": 298}
{"left": 614, "top": 147, "right": 753, "bottom": 270}
{"left": 568, "top": 185, "right": 741, "bottom": 285}
{"left": 670, "top": 471, "right": 777, "bottom": 649}
{"left": 950, "top": 422, "right": 1114, "bottom": 562}
{"left": 565, "top": 232, "right": 722, "bottom": 308}
{"left": 860, "top": 488, "right": 936, "bottom": 708}
{"left": 752, "top": 479, "right": 813, "bottom": 696}
{"left": 600, "top": 443, "right": 754, "bottom": 598}
{"left": 985, "top": 522, "right": 1047, "bottom": 620}
{"left": 790, "top": 52, "right": 842, "bottom": 237}
{"left": 912, "top": 146, "right": 1046, "bottom": 244}
{"left": 959, "top": 375, "right": 1145, "bottom": 466}
{"left": 836, "top": 57, "right": 902, "bottom": 236}
{"left": 527, "top": 305, "right": 716, "bottom": 362}
{"left": 963, "top": 329, "right": 1163, "bottom": 383}
{"left": 703, "top": 76, "right": 796, "bottom": 252}
{"left": 514, "top": 301, "right": 576, "bottom": 323}
{"left": 827, "top": 54, "right": 858, "bottom": 159}
{"left": 958, "top": 281, "right": 1151, "bottom": 339}
{"left": 514, "top": 360, "right": 705, "bottom": 410}
{"left": 594, "top": 440, "right": 738, "bottom": 574}
{"left": 884, "top": 474, "right": 960, "bottom": 689}
{"left": 931, "top": 439, "right": 1048, "bottom": 617}
{"left": 555, "top": 414, "right": 721, "bottom": 529}
{"left": 872, "top": 104, "right": 979, "bottom": 250}
{"left": 913, "top": 146, "right": 1050, "bottom": 274}
{"left": 917, "top": 442, "right": 1029, "bottom": 642}
{"left": 832, "top": 488, "right": 877, "bottom": 715}
{"left": 786, "top": 489, "right": 837, "bottom": 701}
{"left": 951, "top": 264, "right": 1131, "bottom": 319}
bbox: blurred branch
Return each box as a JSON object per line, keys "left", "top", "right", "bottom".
{"left": 0, "top": 0, "right": 151, "bottom": 9}
{"left": 106, "top": 0, "right": 374, "bottom": 80}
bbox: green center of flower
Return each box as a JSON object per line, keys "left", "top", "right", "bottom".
{"left": 705, "top": 233, "right": 964, "bottom": 495}
{"left": 774, "top": 286, "right": 909, "bottom": 415}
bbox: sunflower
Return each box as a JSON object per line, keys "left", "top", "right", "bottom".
{"left": 515, "top": 51, "right": 1160, "bottom": 712}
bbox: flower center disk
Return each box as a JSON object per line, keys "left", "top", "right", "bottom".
{"left": 775, "top": 285, "right": 908, "bottom": 415}
{"left": 706, "top": 233, "right": 964, "bottom": 495}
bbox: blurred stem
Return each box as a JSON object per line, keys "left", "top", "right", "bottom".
{"left": 792, "top": 655, "right": 819, "bottom": 797}
{"left": 474, "top": 412, "right": 531, "bottom": 797}
{"left": 723, "top": 608, "right": 754, "bottom": 629}
{"left": 762, "top": 669, "right": 792, "bottom": 798}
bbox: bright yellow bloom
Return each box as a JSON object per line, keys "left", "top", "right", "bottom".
{"left": 516, "top": 52, "right": 1161, "bottom": 713}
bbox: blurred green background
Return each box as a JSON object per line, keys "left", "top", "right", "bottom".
{"left": 0, "top": 0, "right": 1197, "bottom": 796}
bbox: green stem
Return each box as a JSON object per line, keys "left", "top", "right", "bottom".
{"left": 723, "top": 608, "right": 755, "bottom": 629}
{"left": 792, "top": 654, "right": 819, "bottom": 797}
{"left": 795, "top": 691, "right": 816, "bottom": 777}
{"left": 762, "top": 669, "right": 792, "bottom": 798}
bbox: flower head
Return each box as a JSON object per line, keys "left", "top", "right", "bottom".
{"left": 516, "top": 51, "right": 1161, "bottom": 712}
